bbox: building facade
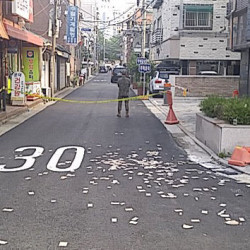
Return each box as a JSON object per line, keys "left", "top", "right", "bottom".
{"left": 150, "top": 0, "right": 241, "bottom": 75}
{"left": 228, "top": 0, "right": 250, "bottom": 96}
{"left": 0, "top": 0, "right": 44, "bottom": 109}
{"left": 27, "top": 0, "right": 82, "bottom": 93}
{"left": 123, "top": 7, "right": 153, "bottom": 64}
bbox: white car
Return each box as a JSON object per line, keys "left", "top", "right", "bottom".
{"left": 149, "top": 71, "right": 178, "bottom": 94}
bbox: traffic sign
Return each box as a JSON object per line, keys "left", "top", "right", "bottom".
{"left": 81, "top": 28, "right": 92, "bottom": 32}
{"left": 139, "top": 64, "right": 151, "bottom": 73}
{"left": 137, "top": 57, "right": 147, "bottom": 65}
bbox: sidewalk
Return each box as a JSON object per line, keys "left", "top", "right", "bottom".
{"left": 135, "top": 90, "right": 250, "bottom": 176}
{"left": 0, "top": 74, "right": 97, "bottom": 125}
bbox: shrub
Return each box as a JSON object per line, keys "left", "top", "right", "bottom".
{"left": 200, "top": 96, "right": 250, "bottom": 125}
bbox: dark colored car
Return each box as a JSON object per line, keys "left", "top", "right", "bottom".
{"left": 111, "top": 66, "right": 127, "bottom": 83}
{"left": 99, "top": 66, "right": 108, "bottom": 73}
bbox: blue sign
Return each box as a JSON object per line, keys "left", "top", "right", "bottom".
{"left": 81, "top": 28, "right": 92, "bottom": 32}
{"left": 137, "top": 57, "right": 147, "bottom": 65}
{"left": 139, "top": 64, "right": 151, "bottom": 73}
{"left": 66, "top": 6, "right": 79, "bottom": 45}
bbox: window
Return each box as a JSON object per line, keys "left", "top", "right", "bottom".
{"left": 183, "top": 4, "right": 213, "bottom": 30}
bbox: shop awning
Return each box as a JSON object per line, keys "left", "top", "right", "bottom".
{"left": 0, "top": 20, "right": 9, "bottom": 40}
{"left": 3, "top": 19, "right": 43, "bottom": 46}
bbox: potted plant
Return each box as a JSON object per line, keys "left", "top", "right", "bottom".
{"left": 196, "top": 95, "right": 250, "bottom": 155}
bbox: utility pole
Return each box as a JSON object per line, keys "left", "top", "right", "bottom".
{"left": 50, "top": 0, "right": 58, "bottom": 97}
{"left": 141, "top": 0, "right": 147, "bottom": 96}
{"left": 103, "top": 36, "right": 106, "bottom": 62}
{"left": 141, "top": 0, "right": 146, "bottom": 58}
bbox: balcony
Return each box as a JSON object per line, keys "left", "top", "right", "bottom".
{"left": 152, "top": 0, "right": 163, "bottom": 9}
{"left": 152, "top": 28, "right": 163, "bottom": 45}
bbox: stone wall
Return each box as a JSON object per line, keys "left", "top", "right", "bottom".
{"left": 169, "top": 75, "right": 240, "bottom": 97}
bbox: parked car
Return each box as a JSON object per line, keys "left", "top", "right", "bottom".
{"left": 199, "top": 71, "right": 218, "bottom": 75}
{"left": 111, "top": 66, "right": 127, "bottom": 83}
{"left": 149, "top": 70, "right": 179, "bottom": 94}
{"left": 99, "top": 66, "right": 108, "bottom": 73}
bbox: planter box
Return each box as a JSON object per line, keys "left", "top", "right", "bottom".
{"left": 196, "top": 113, "right": 250, "bottom": 154}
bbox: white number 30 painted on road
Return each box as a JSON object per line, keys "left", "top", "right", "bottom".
{"left": 0, "top": 146, "right": 85, "bottom": 173}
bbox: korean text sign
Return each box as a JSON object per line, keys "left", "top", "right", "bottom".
{"left": 11, "top": 72, "right": 25, "bottom": 101}
{"left": 67, "top": 6, "right": 79, "bottom": 45}
{"left": 22, "top": 47, "right": 40, "bottom": 82}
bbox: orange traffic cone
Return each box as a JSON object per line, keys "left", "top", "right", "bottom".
{"left": 165, "top": 105, "right": 179, "bottom": 124}
{"left": 244, "top": 147, "right": 250, "bottom": 153}
{"left": 228, "top": 147, "right": 250, "bottom": 167}
{"left": 165, "top": 90, "right": 179, "bottom": 125}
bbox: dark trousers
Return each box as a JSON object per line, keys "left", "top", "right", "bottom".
{"left": 118, "top": 95, "right": 129, "bottom": 113}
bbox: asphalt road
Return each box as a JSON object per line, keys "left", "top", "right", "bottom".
{"left": 0, "top": 73, "right": 249, "bottom": 250}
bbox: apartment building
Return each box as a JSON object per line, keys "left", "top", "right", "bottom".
{"left": 150, "top": 0, "right": 241, "bottom": 75}
{"left": 227, "top": 0, "right": 250, "bottom": 96}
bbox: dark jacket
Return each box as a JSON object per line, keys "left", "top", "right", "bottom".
{"left": 117, "top": 76, "right": 130, "bottom": 97}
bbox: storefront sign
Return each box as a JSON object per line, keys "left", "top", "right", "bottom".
{"left": 22, "top": 47, "right": 40, "bottom": 82}
{"left": 7, "top": 39, "right": 18, "bottom": 54}
{"left": 66, "top": 6, "right": 79, "bottom": 45}
{"left": 12, "top": 0, "right": 30, "bottom": 20}
{"left": 11, "top": 72, "right": 25, "bottom": 105}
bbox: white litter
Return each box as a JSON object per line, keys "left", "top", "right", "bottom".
{"left": 0, "top": 240, "right": 7, "bottom": 245}
{"left": 201, "top": 210, "right": 208, "bottom": 215}
{"left": 2, "top": 208, "right": 14, "bottom": 212}
{"left": 239, "top": 217, "right": 246, "bottom": 222}
{"left": 182, "top": 224, "right": 193, "bottom": 229}
{"left": 225, "top": 220, "right": 240, "bottom": 226}
{"left": 87, "top": 203, "right": 94, "bottom": 208}
{"left": 59, "top": 242, "right": 68, "bottom": 247}
{"left": 191, "top": 219, "right": 200, "bottom": 223}
{"left": 111, "top": 218, "right": 118, "bottom": 223}
{"left": 125, "top": 208, "right": 134, "bottom": 212}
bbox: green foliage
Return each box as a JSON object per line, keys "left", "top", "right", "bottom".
{"left": 200, "top": 96, "right": 250, "bottom": 125}
{"left": 127, "top": 53, "right": 140, "bottom": 82}
{"left": 218, "top": 152, "right": 231, "bottom": 158}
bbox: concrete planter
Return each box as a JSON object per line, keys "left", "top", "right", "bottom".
{"left": 195, "top": 113, "right": 250, "bottom": 154}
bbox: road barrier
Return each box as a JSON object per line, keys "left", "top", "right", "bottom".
{"left": 0, "top": 86, "right": 188, "bottom": 105}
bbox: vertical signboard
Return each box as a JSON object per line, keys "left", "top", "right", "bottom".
{"left": 12, "top": 0, "right": 30, "bottom": 20}
{"left": 66, "top": 6, "right": 79, "bottom": 45}
{"left": 22, "top": 47, "right": 40, "bottom": 82}
{"left": 11, "top": 72, "right": 26, "bottom": 105}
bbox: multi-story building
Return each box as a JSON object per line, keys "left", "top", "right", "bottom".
{"left": 27, "top": 0, "right": 82, "bottom": 93}
{"left": 123, "top": 7, "right": 153, "bottom": 64}
{"left": 227, "top": 0, "right": 250, "bottom": 96}
{"left": 150, "top": 0, "right": 241, "bottom": 75}
{"left": 0, "top": 0, "right": 44, "bottom": 108}
{"left": 80, "top": 0, "right": 98, "bottom": 71}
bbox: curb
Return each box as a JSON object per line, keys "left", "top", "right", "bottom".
{"left": 0, "top": 75, "right": 96, "bottom": 125}
{"left": 145, "top": 96, "right": 249, "bottom": 175}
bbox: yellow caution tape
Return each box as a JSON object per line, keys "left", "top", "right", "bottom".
{"left": 0, "top": 88, "right": 188, "bottom": 104}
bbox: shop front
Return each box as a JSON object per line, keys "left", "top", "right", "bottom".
{"left": 56, "top": 48, "right": 70, "bottom": 92}
{"left": 3, "top": 19, "right": 43, "bottom": 105}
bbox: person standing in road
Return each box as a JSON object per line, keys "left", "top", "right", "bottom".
{"left": 117, "top": 72, "right": 131, "bottom": 117}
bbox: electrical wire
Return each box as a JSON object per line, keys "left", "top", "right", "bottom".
{"left": 34, "top": 1, "right": 50, "bottom": 17}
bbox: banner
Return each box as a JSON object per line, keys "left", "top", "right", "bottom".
{"left": 11, "top": 72, "right": 25, "bottom": 104}
{"left": 22, "top": 47, "right": 40, "bottom": 82}
{"left": 66, "top": 6, "right": 79, "bottom": 45}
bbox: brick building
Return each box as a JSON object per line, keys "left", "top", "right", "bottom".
{"left": 150, "top": 0, "right": 241, "bottom": 75}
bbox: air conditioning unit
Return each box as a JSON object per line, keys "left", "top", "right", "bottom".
{"left": 41, "top": 87, "right": 51, "bottom": 98}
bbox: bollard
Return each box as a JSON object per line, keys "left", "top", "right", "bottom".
{"left": 165, "top": 90, "right": 179, "bottom": 125}
{"left": 233, "top": 90, "right": 239, "bottom": 98}
{"left": 163, "top": 82, "right": 171, "bottom": 105}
